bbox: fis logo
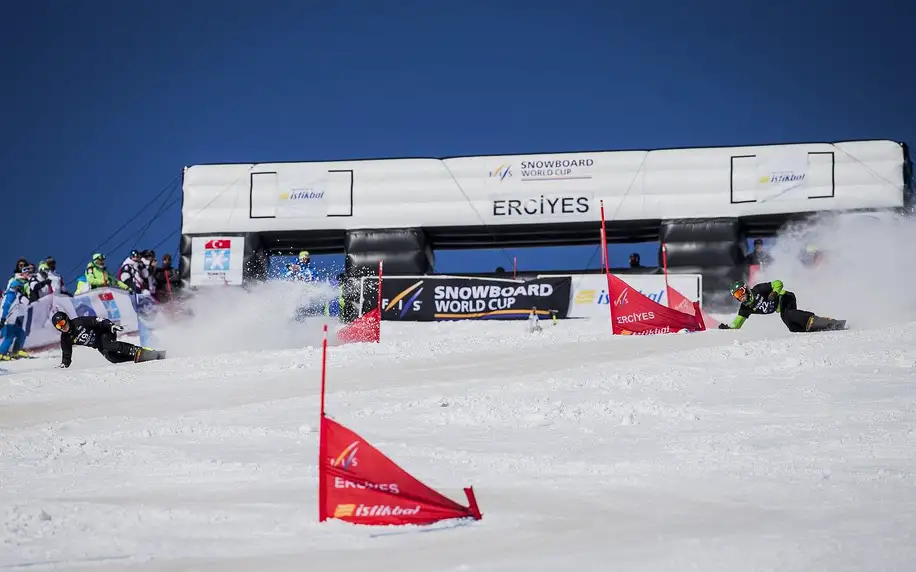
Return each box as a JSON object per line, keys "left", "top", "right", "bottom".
{"left": 488, "top": 164, "right": 512, "bottom": 181}
{"left": 330, "top": 441, "right": 359, "bottom": 469}
{"left": 203, "top": 239, "right": 231, "bottom": 272}
{"left": 614, "top": 288, "right": 629, "bottom": 307}
{"left": 382, "top": 281, "right": 424, "bottom": 319}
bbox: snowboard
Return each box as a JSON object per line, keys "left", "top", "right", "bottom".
{"left": 807, "top": 317, "right": 847, "bottom": 332}
{"left": 136, "top": 348, "right": 167, "bottom": 363}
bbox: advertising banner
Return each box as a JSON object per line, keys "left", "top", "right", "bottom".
{"left": 19, "top": 288, "right": 153, "bottom": 351}
{"left": 189, "top": 236, "right": 245, "bottom": 286}
{"left": 562, "top": 273, "right": 702, "bottom": 319}
{"left": 275, "top": 177, "right": 329, "bottom": 219}
{"left": 363, "top": 276, "right": 572, "bottom": 321}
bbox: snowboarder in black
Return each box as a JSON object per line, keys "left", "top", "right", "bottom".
{"left": 51, "top": 311, "right": 166, "bottom": 368}
{"left": 718, "top": 279, "right": 846, "bottom": 333}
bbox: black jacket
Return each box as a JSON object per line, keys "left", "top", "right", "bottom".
{"left": 153, "top": 265, "right": 179, "bottom": 302}
{"left": 61, "top": 316, "right": 118, "bottom": 367}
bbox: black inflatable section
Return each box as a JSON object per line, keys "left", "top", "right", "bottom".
{"left": 241, "top": 233, "right": 268, "bottom": 282}
{"left": 344, "top": 228, "right": 434, "bottom": 276}
{"left": 178, "top": 233, "right": 192, "bottom": 286}
{"left": 658, "top": 218, "right": 747, "bottom": 310}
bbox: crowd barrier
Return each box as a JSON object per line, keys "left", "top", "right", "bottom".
{"left": 555, "top": 273, "right": 702, "bottom": 320}
{"left": 16, "top": 287, "right": 157, "bottom": 351}
{"left": 356, "top": 272, "right": 703, "bottom": 321}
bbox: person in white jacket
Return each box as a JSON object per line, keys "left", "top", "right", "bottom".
{"left": 118, "top": 250, "right": 150, "bottom": 295}
{"left": 41, "top": 257, "right": 68, "bottom": 296}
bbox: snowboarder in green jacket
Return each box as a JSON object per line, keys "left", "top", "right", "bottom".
{"left": 718, "top": 279, "right": 846, "bottom": 332}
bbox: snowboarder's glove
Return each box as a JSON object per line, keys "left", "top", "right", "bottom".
{"left": 110, "top": 324, "right": 124, "bottom": 333}
{"left": 717, "top": 323, "right": 730, "bottom": 329}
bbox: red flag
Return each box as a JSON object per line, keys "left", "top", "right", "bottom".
{"left": 748, "top": 264, "right": 761, "bottom": 285}
{"left": 607, "top": 273, "right": 705, "bottom": 335}
{"left": 667, "top": 286, "right": 721, "bottom": 329}
{"left": 204, "top": 239, "right": 231, "bottom": 249}
{"left": 337, "top": 307, "right": 380, "bottom": 344}
{"left": 319, "top": 416, "right": 481, "bottom": 525}
{"left": 337, "top": 260, "right": 383, "bottom": 345}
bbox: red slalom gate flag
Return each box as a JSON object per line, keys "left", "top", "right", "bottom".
{"left": 317, "top": 322, "right": 481, "bottom": 527}
{"left": 319, "top": 416, "right": 482, "bottom": 525}
{"left": 607, "top": 273, "right": 706, "bottom": 335}
{"left": 336, "top": 306, "right": 380, "bottom": 344}
{"left": 667, "top": 286, "right": 721, "bottom": 329}
{"left": 336, "top": 260, "right": 383, "bottom": 345}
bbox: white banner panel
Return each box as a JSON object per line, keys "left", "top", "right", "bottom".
{"left": 181, "top": 140, "right": 906, "bottom": 234}
{"left": 189, "top": 236, "right": 245, "bottom": 286}
{"left": 557, "top": 273, "right": 702, "bottom": 319}
{"left": 22, "top": 288, "right": 146, "bottom": 350}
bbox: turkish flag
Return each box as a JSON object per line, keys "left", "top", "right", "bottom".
{"left": 204, "top": 239, "right": 231, "bottom": 249}
{"left": 319, "top": 416, "right": 481, "bottom": 525}
{"left": 607, "top": 273, "right": 705, "bottom": 335}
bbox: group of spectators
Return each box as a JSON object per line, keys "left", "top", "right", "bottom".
{"left": 72, "top": 249, "right": 181, "bottom": 304}
{"left": 0, "top": 249, "right": 182, "bottom": 361}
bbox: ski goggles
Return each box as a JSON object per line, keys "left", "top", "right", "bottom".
{"left": 54, "top": 318, "right": 69, "bottom": 331}
{"left": 731, "top": 285, "right": 749, "bottom": 302}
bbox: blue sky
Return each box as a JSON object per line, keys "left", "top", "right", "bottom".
{"left": 2, "top": 0, "right": 913, "bottom": 285}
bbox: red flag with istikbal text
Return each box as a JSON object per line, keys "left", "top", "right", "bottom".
{"left": 319, "top": 416, "right": 481, "bottom": 525}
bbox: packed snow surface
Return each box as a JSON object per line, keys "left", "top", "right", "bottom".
{"left": 2, "top": 313, "right": 915, "bottom": 571}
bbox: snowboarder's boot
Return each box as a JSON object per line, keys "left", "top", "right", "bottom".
{"left": 806, "top": 316, "right": 847, "bottom": 332}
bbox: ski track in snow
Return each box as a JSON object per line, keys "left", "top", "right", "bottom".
{"left": 1, "top": 317, "right": 916, "bottom": 571}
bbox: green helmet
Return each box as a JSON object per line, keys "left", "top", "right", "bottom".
{"left": 730, "top": 280, "right": 751, "bottom": 302}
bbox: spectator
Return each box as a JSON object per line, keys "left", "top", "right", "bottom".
{"left": 119, "top": 250, "right": 151, "bottom": 295}
{"left": 27, "top": 262, "right": 53, "bottom": 302}
{"left": 0, "top": 267, "right": 32, "bottom": 361}
{"left": 75, "top": 253, "right": 130, "bottom": 294}
{"left": 141, "top": 250, "right": 157, "bottom": 295}
{"left": 41, "top": 257, "right": 70, "bottom": 296}
{"left": 746, "top": 239, "right": 773, "bottom": 266}
{"left": 629, "top": 253, "right": 642, "bottom": 268}
{"left": 152, "top": 253, "right": 180, "bottom": 303}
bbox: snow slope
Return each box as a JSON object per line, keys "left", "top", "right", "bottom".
{"left": 2, "top": 313, "right": 915, "bottom": 572}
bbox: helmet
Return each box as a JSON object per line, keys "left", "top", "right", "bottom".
{"left": 51, "top": 311, "right": 71, "bottom": 332}
{"left": 730, "top": 280, "right": 750, "bottom": 303}
{"left": 298, "top": 250, "right": 310, "bottom": 261}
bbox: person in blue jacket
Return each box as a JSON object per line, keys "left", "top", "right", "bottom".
{"left": 284, "top": 251, "right": 316, "bottom": 281}
{"left": 0, "top": 273, "right": 32, "bottom": 360}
